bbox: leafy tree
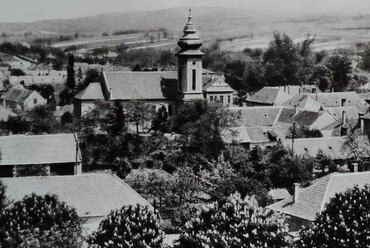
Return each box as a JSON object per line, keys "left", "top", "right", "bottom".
{"left": 125, "top": 100, "right": 153, "bottom": 134}
{"left": 61, "top": 111, "right": 74, "bottom": 126}
{"left": 151, "top": 105, "right": 169, "bottom": 133}
{"left": 0, "top": 180, "right": 5, "bottom": 211}
{"left": 26, "top": 105, "right": 60, "bottom": 134}
{"left": 360, "top": 42, "right": 370, "bottom": 71}
{"left": 263, "top": 32, "right": 302, "bottom": 86}
{"left": 0, "top": 194, "right": 83, "bottom": 248}
{"left": 296, "top": 185, "right": 370, "bottom": 248}
{"left": 309, "top": 64, "right": 332, "bottom": 91}
{"left": 326, "top": 54, "right": 352, "bottom": 92}
{"left": 176, "top": 193, "right": 291, "bottom": 248}
{"left": 5, "top": 116, "right": 30, "bottom": 134}
{"left": 10, "top": 68, "right": 26, "bottom": 76}
{"left": 314, "top": 150, "right": 337, "bottom": 176}
{"left": 66, "top": 54, "right": 75, "bottom": 90}
{"left": 89, "top": 205, "right": 163, "bottom": 248}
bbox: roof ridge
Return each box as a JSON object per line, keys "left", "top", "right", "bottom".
{"left": 113, "top": 174, "right": 152, "bottom": 206}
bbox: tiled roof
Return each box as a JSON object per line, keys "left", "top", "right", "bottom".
{"left": 268, "top": 188, "right": 291, "bottom": 201}
{"left": 282, "top": 95, "right": 323, "bottom": 112}
{"left": 202, "top": 76, "right": 234, "bottom": 93}
{"left": 247, "top": 87, "right": 281, "bottom": 105}
{"left": 306, "top": 92, "right": 368, "bottom": 110}
{"left": 229, "top": 106, "right": 284, "bottom": 127}
{"left": 222, "top": 125, "right": 290, "bottom": 144}
{"left": 103, "top": 71, "right": 178, "bottom": 100}
{"left": 0, "top": 134, "right": 81, "bottom": 166}
{"left": 74, "top": 82, "right": 105, "bottom": 100}
{"left": 325, "top": 106, "right": 364, "bottom": 120}
{"left": 293, "top": 111, "right": 321, "bottom": 126}
{"left": 268, "top": 172, "right": 370, "bottom": 221}
{"left": 283, "top": 136, "right": 370, "bottom": 160}
{"left": 4, "top": 87, "right": 34, "bottom": 103}
{"left": 0, "top": 173, "right": 151, "bottom": 218}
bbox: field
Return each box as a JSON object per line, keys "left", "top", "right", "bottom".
{"left": 1, "top": 7, "right": 370, "bottom": 52}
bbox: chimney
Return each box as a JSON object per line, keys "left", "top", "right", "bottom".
{"left": 332, "top": 87, "right": 334, "bottom": 93}
{"left": 294, "top": 183, "right": 300, "bottom": 202}
{"left": 294, "top": 104, "right": 298, "bottom": 114}
{"left": 353, "top": 163, "right": 359, "bottom": 173}
{"left": 284, "top": 85, "right": 286, "bottom": 92}
{"left": 288, "top": 85, "right": 290, "bottom": 95}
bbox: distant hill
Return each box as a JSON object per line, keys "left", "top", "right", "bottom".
{"left": 0, "top": 7, "right": 295, "bottom": 37}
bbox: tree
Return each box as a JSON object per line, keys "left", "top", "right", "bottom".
{"left": 176, "top": 193, "right": 291, "bottom": 248}
{"left": 125, "top": 100, "right": 153, "bottom": 134}
{"left": 326, "top": 54, "right": 352, "bottom": 92}
{"left": 10, "top": 68, "right": 26, "bottom": 76}
{"left": 309, "top": 64, "right": 332, "bottom": 91}
{"left": 0, "top": 194, "right": 83, "bottom": 248}
{"left": 263, "top": 32, "right": 302, "bottom": 86}
{"left": 360, "top": 42, "right": 370, "bottom": 71}
{"left": 296, "top": 185, "right": 370, "bottom": 248}
{"left": 151, "top": 105, "right": 169, "bottom": 133}
{"left": 89, "top": 205, "right": 163, "bottom": 248}
{"left": 66, "top": 54, "right": 75, "bottom": 90}
{"left": 0, "top": 180, "right": 5, "bottom": 211}
{"left": 314, "top": 150, "right": 337, "bottom": 176}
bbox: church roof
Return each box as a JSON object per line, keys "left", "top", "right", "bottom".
{"left": 103, "top": 71, "right": 178, "bottom": 101}
{"left": 203, "top": 76, "right": 234, "bottom": 93}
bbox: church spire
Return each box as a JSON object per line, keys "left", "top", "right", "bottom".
{"left": 177, "top": 9, "right": 203, "bottom": 52}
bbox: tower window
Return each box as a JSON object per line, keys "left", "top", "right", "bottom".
{"left": 228, "top": 95, "right": 231, "bottom": 103}
{"left": 192, "top": 69, "right": 196, "bottom": 91}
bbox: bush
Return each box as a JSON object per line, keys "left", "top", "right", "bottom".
{"left": 176, "top": 193, "right": 291, "bottom": 248}
{"left": 89, "top": 205, "right": 163, "bottom": 247}
{"left": 0, "top": 194, "right": 83, "bottom": 248}
{"left": 296, "top": 185, "right": 370, "bottom": 248}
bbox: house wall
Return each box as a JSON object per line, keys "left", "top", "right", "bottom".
{"left": 206, "top": 92, "right": 234, "bottom": 105}
{"left": 23, "top": 91, "right": 47, "bottom": 110}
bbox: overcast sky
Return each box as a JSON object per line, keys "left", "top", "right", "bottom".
{"left": 1, "top": 0, "right": 370, "bottom": 23}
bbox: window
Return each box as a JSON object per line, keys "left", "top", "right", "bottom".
{"left": 192, "top": 69, "right": 196, "bottom": 91}
{"left": 34, "top": 98, "right": 37, "bottom": 104}
{"left": 210, "top": 96, "right": 214, "bottom": 101}
{"left": 228, "top": 95, "right": 231, "bottom": 103}
{"left": 341, "top": 98, "right": 346, "bottom": 107}
{"left": 178, "top": 68, "right": 182, "bottom": 91}
{"left": 220, "top": 96, "right": 224, "bottom": 103}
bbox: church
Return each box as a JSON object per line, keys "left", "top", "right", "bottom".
{"left": 74, "top": 11, "right": 235, "bottom": 118}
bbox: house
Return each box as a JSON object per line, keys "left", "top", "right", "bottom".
{"left": 73, "top": 12, "right": 234, "bottom": 118}
{"left": 246, "top": 85, "right": 321, "bottom": 106}
{"left": 9, "top": 75, "right": 66, "bottom": 86}
{"left": 268, "top": 171, "right": 370, "bottom": 231}
{"left": 282, "top": 95, "right": 323, "bottom": 112}
{"left": 0, "top": 133, "right": 82, "bottom": 177}
{"left": 3, "top": 85, "right": 47, "bottom": 110}
{"left": 0, "top": 173, "right": 152, "bottom": 233}
{"left": 305, "top": 92, "right": 368, "bottom": 111}
{"left": 74, "top": 82, "right": 105, "bottom": 118}
{"left": 283, "top": 135, "right": 370, "bottom": 163}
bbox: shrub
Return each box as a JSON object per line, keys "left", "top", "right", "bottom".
{"left": 89, "top": 205, "right": 163, "bottom": 247}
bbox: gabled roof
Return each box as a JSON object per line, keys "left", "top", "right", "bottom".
{"left": 282, "top": 95, "right": 323, "bottom": 112}
{"left": 248, "top": 85, "right": 321, "bottom": 106}
{"left": 103, "top": 71, "right": 178, "bottom": 100}
{"left": 229, "top": 106, "right": 285, "bottom": 127}
{"left": 268, "top": 172, "right": 370, "bottom": 221}
{"left": 4, "top": 87, "right": 34, "bottom": 103}
{"left": 0, "top": 134, "right": 81, "bottom": 166}
{"left": 0, "top": 173, "right": 151, "bottom": 218}
{"left": 306, "top": 92, "right": 368, "bottom": 110}
{"left": 202, "top": 76, "right": 234, "bottom": 93}
{"left": 283, "top": 136, "right": 370, "bottom": 160}
{"left": 268, "top": 188, "right": 291, "bottom": 201}
{"left": 74, "top": 82, "right": 105, "bottom": 100}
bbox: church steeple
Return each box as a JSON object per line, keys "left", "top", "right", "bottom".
{"left": 177, "top": 9, "right": 203, "bottom": 55}
{"left": 177, "top": 9, "right": 204, "bottom": 101}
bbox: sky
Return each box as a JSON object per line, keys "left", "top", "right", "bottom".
{"left": 1, "top": 0, "right": 370, "bottom": 23}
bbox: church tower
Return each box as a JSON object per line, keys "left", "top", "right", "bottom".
{"left": 177, "top": 9, "right": 204, "bottom": 100}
